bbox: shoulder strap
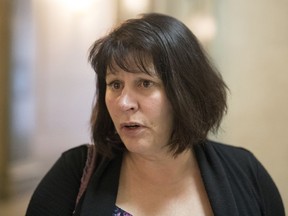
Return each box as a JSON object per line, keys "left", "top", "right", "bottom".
{"left": 75, "top": 144, "right": 96, "bottom": 208}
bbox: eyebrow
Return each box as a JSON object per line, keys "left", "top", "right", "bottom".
{"left": 109, "top": 63, "right": 158, "bottom": 73}
{"left": 106, "top": 70, "right": 161, "bottom": 81}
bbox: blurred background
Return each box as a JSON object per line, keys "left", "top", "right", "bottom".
{"left": 0, "top": 0, "right": 287, "bottom": 214}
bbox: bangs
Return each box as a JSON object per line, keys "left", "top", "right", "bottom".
{"left": 107, "top": 47, "right": 155, "bottom": 76}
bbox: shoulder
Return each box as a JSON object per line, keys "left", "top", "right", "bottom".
{"left": 196, "top": 140, "right": 265, "bottom": 190}
{"left": 201, "top": 140, "right": 285, "bottom": 215}
{"left": 61, "top": 144, "right": 89, "bottom": 163}
{"left": 204, "top": 140, "right": 269, "bottom": 180}
{"left": 26, "top": 144, "right": 91, "bottom": 215}
{"left": 206, "top": 140, "right": 252, "bottom": 156}
{"left": 56, "top": 144, "right": 90, "bottom": 176}
{"left": 204, "top": 140, "right": 258, "bottom": 168}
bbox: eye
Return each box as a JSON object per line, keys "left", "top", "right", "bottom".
{"left": 139, "top": 80, "right": 154, "bottom": 88}
{"left": 107, "top": 80, "right": 122, "bottom": 90}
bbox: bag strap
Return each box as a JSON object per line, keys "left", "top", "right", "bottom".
{"left": 75, "top": 144, "right": 96, "bottom": 208}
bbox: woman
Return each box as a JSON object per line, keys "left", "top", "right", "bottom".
{"left": 26, "top": 13, "right": 285, "bottom": 216}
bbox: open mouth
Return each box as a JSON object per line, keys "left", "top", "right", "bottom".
{"left": 120, "top": 122, "right": 145, "bottom": 136}
{"left": 121, "top": 122, "right": 142, "bottom": 129}
{"left": 124, "top": 124, "right": 140, "bottom": 129}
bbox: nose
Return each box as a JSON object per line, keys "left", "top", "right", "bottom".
{"left": 118, "top": 88, "right": 138, "bottom": 112}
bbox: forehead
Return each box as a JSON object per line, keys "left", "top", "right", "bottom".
{"left": 106, "top": 57, "right": 157, "bottom": 77}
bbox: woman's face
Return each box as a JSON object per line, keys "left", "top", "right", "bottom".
{"left": 105, "top": 65, "right": 174, "bottom": 158}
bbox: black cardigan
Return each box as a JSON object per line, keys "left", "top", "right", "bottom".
{"left": 26, "top": 141, "right": 285, "bottom": 216}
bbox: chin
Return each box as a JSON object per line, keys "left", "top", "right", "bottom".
{"left": 123, "top": 141, "right": 152, "bottom": 154}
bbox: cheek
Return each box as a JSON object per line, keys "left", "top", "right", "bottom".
{"left": 105, "top": 95, "right": 115, "bottom": 115}
{"left": 105, "top": 95, "right": 110, "bottom": 111}
{"left": 144, "top": 93, "right": 173, "bottom": 121}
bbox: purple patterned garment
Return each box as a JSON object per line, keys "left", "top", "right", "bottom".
{"left": 113, "top": 205, "right": 133, "bottom": 216}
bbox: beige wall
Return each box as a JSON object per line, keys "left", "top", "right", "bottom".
{"left": 30, "top": 0, "right": 118, "bottom": 162}
{"left": 212, "top": 0, "right": 288, "bottom": 209}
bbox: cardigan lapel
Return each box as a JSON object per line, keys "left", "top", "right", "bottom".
{"left": 80, "top": 153, "right": 123, "bottom": 216}
{"left": 194, "top": 141, "right": 239, "bottom": 216}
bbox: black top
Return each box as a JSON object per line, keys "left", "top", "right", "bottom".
{"left": 26, "top": 141, "right": 285, "bottom": 216}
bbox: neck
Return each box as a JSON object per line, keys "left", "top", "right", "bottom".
{"left": 122, "top": 149, "right": 197, "bottom": 186}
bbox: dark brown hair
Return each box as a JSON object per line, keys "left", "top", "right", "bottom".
{"left": 88, "top": 13, "right": 227, "bottom": 158}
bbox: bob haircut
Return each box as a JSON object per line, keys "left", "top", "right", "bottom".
{"left": 89, "top": 13, "right": 227, "bottom": 158}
